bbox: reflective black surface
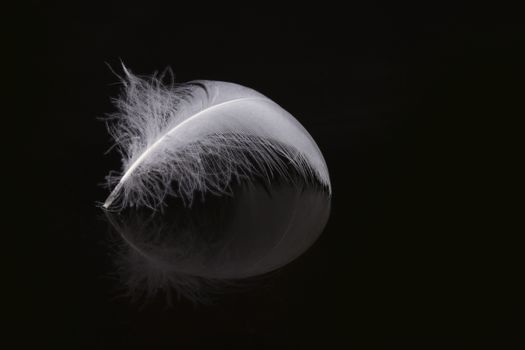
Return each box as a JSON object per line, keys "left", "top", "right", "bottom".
{"left": 18, "top": 2, "right": 523, "bottom": 348}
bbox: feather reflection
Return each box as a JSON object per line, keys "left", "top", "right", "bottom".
{"left": 105, "top": 183, "right": 330, "bottom": 304}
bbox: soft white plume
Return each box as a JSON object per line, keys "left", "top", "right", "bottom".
{"left": 102, "top": 65, "right": 330, "bottom": 210}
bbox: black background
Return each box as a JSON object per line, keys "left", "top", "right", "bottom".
{"left": 15, "top": 1, "right": 523, "bottom": 348}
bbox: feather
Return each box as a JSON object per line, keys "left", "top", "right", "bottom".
{"left": 102, "top": 65, "right": 331, "bottom": 210}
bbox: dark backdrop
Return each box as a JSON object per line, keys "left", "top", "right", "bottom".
{"left": 15, "top": 1, "right": 523, "bottom": 348}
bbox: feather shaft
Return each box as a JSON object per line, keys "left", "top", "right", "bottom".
{"left": 103, "top": 97, "right": 267, "bottom": 208}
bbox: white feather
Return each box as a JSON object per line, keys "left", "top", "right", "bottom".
{"left": 102, "top": 66, "right": 331, "bottom": 210}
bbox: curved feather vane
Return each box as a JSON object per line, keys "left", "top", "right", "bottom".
{"left": 102, "top": 66, "right": 331, "bottom": 210}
